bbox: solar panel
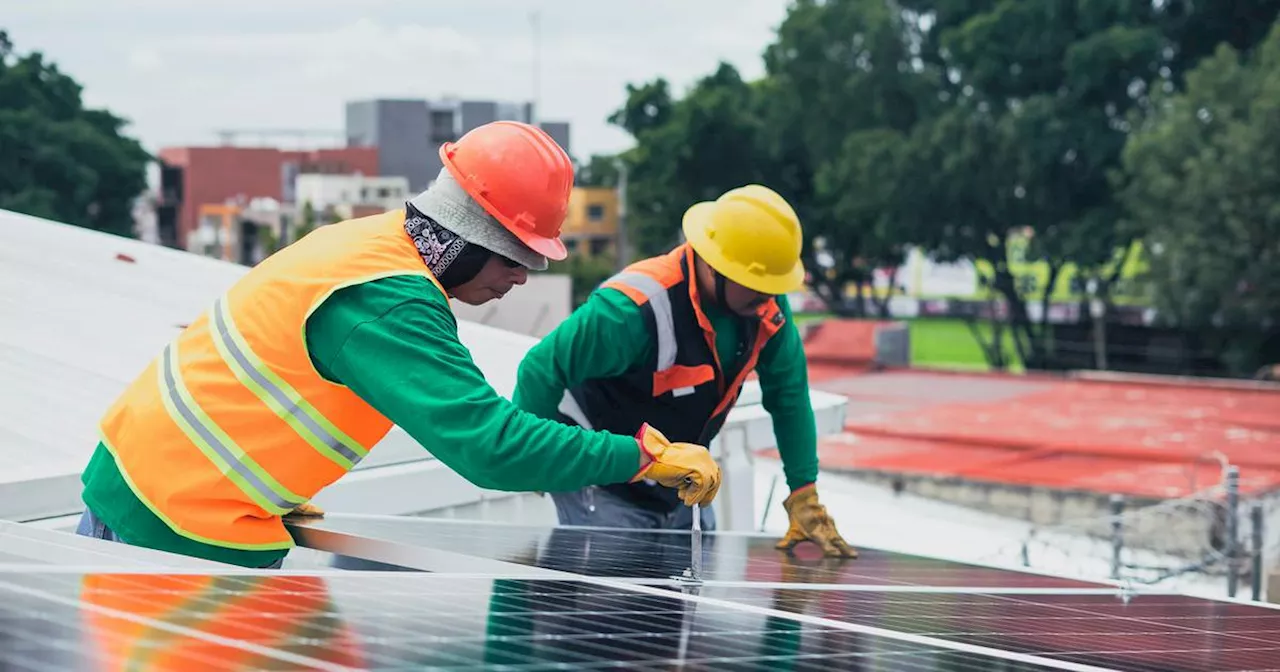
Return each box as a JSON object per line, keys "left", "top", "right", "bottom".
{"left": 0, "top": 570, "right": 1076, "bottom": 671}
{"left": 673, "top": 586, "right": 1280, "bottom": 672}
{"left": 1, "top": 514, "right": 1273, "bottom": 670}
{"left": 288, "top": 514, "right": 1110, "bottom": 589}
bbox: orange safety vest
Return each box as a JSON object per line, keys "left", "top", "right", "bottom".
{"left": 81, "top": 573, "right": 366, "bottom": 670}
{"left": 99, "top": 209, "right": 444, "bottom": 550}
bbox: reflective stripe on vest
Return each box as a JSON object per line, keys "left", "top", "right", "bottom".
{"left": 159, "top": 341, "right": 305, "bottom": 515}
{"left": 211, "top": 296, "right": 366, "bottom": 469}
{"left": 606, "top": 271, "right": 684, "bottom": 387}
{"left": 557, "top": 390, "right": 594, "bottom": 430}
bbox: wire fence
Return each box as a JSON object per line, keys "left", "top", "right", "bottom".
{"left": 984, "top": 464, "right": 1280, "bottom": 600}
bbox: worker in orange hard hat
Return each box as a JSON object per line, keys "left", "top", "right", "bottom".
{"left": 74, "top": 121, "right": 721, "bottom": 569}
{"left": 514, "top": 185, "right": 855, "bottom": 558}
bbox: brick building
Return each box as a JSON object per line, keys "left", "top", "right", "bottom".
{"left": 155, "top": 146, "right": 378, "bottom": 249}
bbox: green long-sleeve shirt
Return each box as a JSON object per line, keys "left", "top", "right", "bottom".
{"left": 512, "top": 287, "right": 819, "bottom": 493}
{"left": 81, "top": 275, "right": 641, "bottom": 568}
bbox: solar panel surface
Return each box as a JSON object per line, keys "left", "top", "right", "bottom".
{"left": 2, "top": 514, "right": 1274, "bottom": 670}
{"left": 678, "top": 586, "right": 1280, "bottom": 672}
{"left": 290, "top": 514, "right": 1107, "bottom": 588}
{"left": 0, "top": 570, "right": 1076, "bottom": 671}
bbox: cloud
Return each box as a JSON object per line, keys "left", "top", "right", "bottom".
{"left": 5, "top": 1, "right": 791, "bottom": 157}
{"left": 127, "top": 47, "right": 162, "bottom": 72}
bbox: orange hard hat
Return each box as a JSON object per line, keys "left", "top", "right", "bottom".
{"left": 439, "top": 121, "right": 573, "bottom": 261}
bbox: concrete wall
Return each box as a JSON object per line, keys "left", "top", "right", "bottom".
{"left": 345, "top": 100, "right": 377, "bottom": 147}
{"left": 540, "top": 121, "right": 571, "bottom": 154}
{"left": 346, "top": 100, "right": 436, "bottom": 192}
{"left": 379, "top": 100, "right": 436, "bottom": 192}
{"left": 450, "top": 273, "right": 572, "bottom": 339}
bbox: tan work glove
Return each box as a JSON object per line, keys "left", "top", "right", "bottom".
{"left": 284, "top": 501, "right": 325, "bottom": 519}
{"left": 630, "top": 423, "right": 721, "bottom": 507}
{"left": 775, "top": 485, "right": 857, "bottom": 558}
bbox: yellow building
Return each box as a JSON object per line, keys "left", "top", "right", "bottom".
{"left": 562, "top": 187, "right": 618, "bottom": 258}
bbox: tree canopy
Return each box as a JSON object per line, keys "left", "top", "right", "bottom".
{"left": 603, "top": 0, "right": 1280, "bottom": 372}
{"left": 0, "top": 30, "right": 150, "bottom": 237}
{"left": 1120, "top": 22, "right": 1280, "bottom": 373}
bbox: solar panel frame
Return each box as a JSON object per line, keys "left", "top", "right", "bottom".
{"left": 0, "top": 519, "right": 223, "bottom": 570}
{"left": 287, "top": 513, "right": 1117, "bottom": 590}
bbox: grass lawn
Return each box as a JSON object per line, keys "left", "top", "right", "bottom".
{"left": 794, "top": 313, "right": 1023, "bottom": 372}
{"left": 909, "top": 318, "right": 1023, "bottom": 372}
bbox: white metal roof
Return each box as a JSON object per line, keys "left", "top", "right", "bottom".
{"left": 0, "top": 208, "right": 847, "bottom": 523}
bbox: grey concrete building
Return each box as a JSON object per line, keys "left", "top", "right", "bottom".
{"left": 346, "top": 99, "right": 571, "bottom": 193}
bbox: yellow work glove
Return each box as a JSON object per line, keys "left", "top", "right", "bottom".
{"left": 630, "top": 423, "right": 721, "bottom": 507}
{"left": 775, "top": 485, "right": 857, "bottom": 558}
{"left": 284, "top": 501, "right": 325, "bottom": 519}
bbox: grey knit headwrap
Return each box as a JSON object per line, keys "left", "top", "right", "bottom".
{"left": 408, "top": 167, "right": 549, "bottom": 271}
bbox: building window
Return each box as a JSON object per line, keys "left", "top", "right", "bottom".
{"left": 587, "top": 204, "right": 606, "bottom": 221}
{"left": 431, "top": 110, "right": 456, "bottom": 143}
{"left": 565, "top": 239, "right": 579, "bottom": 252}
{"left": 589, "top": 238, "right": 611, "bottom": 256}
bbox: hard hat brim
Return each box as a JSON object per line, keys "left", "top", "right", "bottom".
{"left": 511, "top": 227, "right": 569, "bottom": 261}
{"left": 682, "top": 202, "right": 806, "bottom": 296}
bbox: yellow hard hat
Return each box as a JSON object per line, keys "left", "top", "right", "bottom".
{"left": 681, "top": 185, "right": 805, "bottom": 295}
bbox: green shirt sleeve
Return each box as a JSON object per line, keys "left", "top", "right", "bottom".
{"left": 755, "top": 296, "right": 820, "bottom": 492}
{"left": 511, "top": 288, "right": 654, "bottom": 420}
{"left": 304, "top": 275, "right": 641, "bottom": 493}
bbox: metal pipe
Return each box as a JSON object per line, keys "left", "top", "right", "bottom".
{"left": 759, "top": 474, "right": 780, "bottom": 532}
{"left": 1251, "top": 501, "right": 1264, "bottom": 602}
{"left": 1225, "top": 466, "right": 1240, "bottom": 598}
{"left": 1110, "top": 494, "right": 1125, "bottom": 580}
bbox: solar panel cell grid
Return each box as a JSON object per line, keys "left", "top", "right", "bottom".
{"left": 693, "top": 587, "right": 1280, "bottom": 672}
{"left": 0, "top": 571, "right": 1071, "bottom": 671}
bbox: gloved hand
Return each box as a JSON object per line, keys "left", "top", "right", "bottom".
{"left": 775, "top": 485, "right": 857, "bottom": 558}
{"left": 284, "top": 501, "right": 325, "bottom": 519}
{"left": 630, "top": 423, "right": 720, "bottom": 507}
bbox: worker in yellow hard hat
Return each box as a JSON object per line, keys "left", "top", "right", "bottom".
{"left": 513, "top": 185, "right": 855, "bottom": 557}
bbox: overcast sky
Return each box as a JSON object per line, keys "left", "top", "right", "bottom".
{"left": 5, "top": 0, "right": 789, "bottom": 159}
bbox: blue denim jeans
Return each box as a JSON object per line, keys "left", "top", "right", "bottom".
{"left": 75, "top": 509, "right": 285, "bottom": 569}
{"left": 550, "top": 486, "right": 716, "bottom": 531}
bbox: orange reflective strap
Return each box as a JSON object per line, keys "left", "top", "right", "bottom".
{"left": 652, "top": 364, "right": 716, "bottom": 398}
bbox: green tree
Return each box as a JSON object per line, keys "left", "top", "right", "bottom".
{"left": 295, "top": 200, "right": 317, "bottom": 240}
{"left": 895, "top": 0, "right": 1280, "bottom": 369}
{"left": 575, "top": 154, "right": 621, "bottom": 188}
{"left": 762, "top": 0, "right": 937, "bottom": 317}
{"left": 546, "top": 252, "right": 617, "bottom": 309}
{"left": 610, "top": 63, "right": 778, "bottom": 259}
{"left": 1119, "top": 24, "right": 1280, "bottom": 374}
{"left": 0, "top": 31, "right": 150, "bottom": 237}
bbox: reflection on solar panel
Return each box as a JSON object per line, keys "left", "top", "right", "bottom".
{"left": 2, "top": 512, "right": 1277, "bottom": 671}
{"left": 687, "top": 587, "right": 1280, "bottom": 672}
{"left": 0, "top": 571, "right": 1066, "bottom": 671}
{"left": 290, "top": 514, "right": 1107, "bottom": 588}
